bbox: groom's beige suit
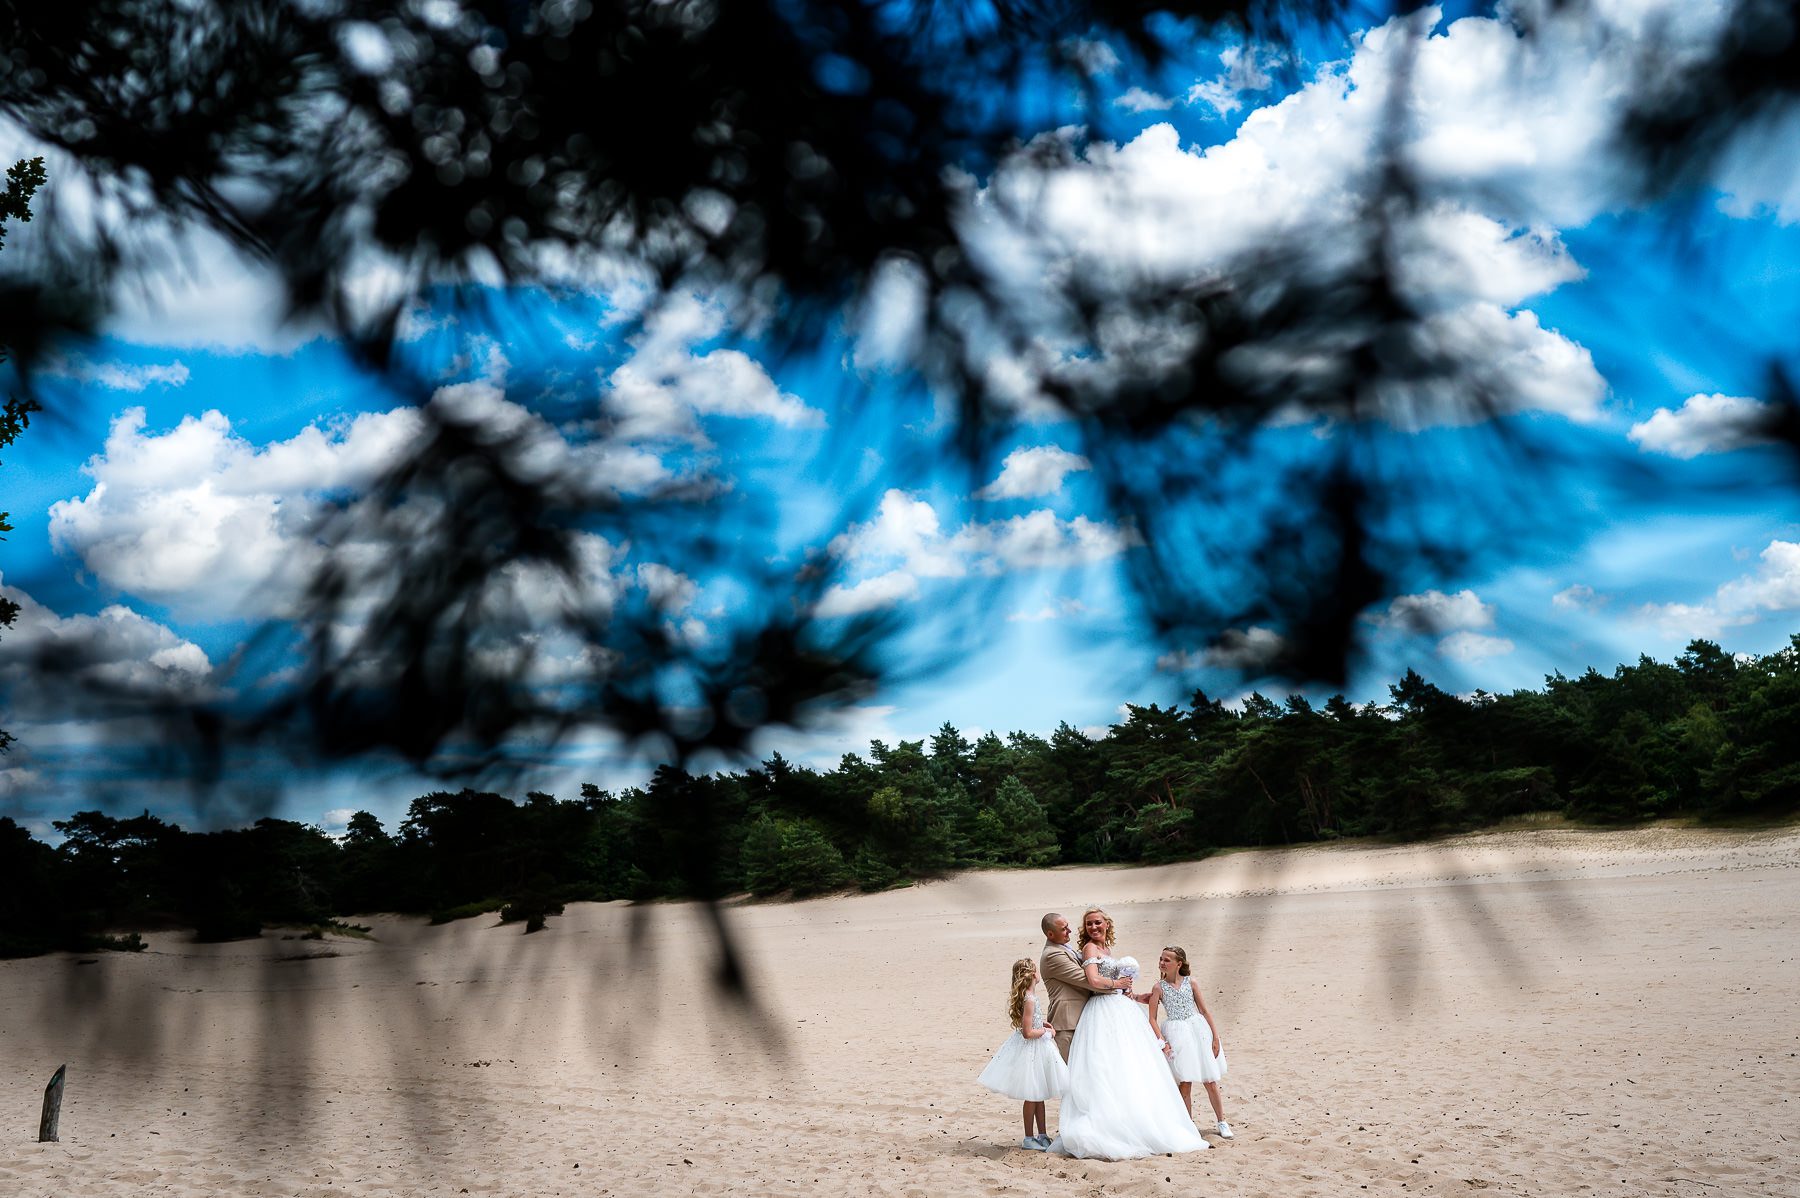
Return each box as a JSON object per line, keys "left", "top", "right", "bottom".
{"left": 1040, "top": 940, "right": 1113, "bottom": 1063}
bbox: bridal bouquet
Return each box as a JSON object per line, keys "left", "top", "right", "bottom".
{"left": 1115, "top": 956, "right": 1139, "bottom": 981}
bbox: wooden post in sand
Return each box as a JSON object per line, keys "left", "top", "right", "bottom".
{"left": 38, "top": 1064, "right": 65, "bottom": 1142}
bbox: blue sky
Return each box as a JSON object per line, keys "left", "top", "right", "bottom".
{"left": 5, "top": 2, "right": 1800, "bottom": 837}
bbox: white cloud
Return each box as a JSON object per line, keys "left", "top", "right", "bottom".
{"left": 851, "top": 257, "right": 927, "bottom": 372}
{"left": 1712, "top": 98, "right": 1800, "bottom": 224}
{"left": 37, "top": 356, "right": 191, "bottom": 392}
{"left": 1716, "top": 540, "right": 1800, "bottom": 614}
{"left": 1438, "top": 630, "right": 1515, "bottom": 661}
{"left": 815, "top": 570, "right": 920, "bottom": 617}
{"left": 46, "top": 385, "right": 677, "bottom": 622}
{"left": 1368, "top": 588, "right": 1494, "bottom": 634}
{"left": 953, "top": 509, "right": 1137, "bottom": 572}
{"left": 47, "top": 404, "right": 423, "bottom": 618}
{"left": 1628, "top": 393, "right": 1773, "bottom": 459}
{"left": 1186, "top": 44, "right": 1281, "bottom": 116}
{"left": 1552, "top": 583, "right": 1607, "bottom": 611}
{"left": 1063, "top": 38, "right": 1121, "bottom": 78}
{"left": 823, "top": 489, "right": 1136, "bottom": 611}
{"left": 0, "top": 112, "right": 318, "bottom": 353}
{"left": 1634, "top": 539, "right": 1800, "bottom": 639}
{"left": 634, "top": 563, "right": 697, "bottom": 613}
{"left": 951, "top": 6, "right": 1774, "bottom": 428}
{"left": 1631, "top": 600, "right": 1755, "bottom": 641}
{"left": 1114, "top": 87, "right": 1176, "bottom": 113}
{"left": 829, "top": 490, "right": 966, "bottom": 579}
{"left": 1158, "top": 625, "right": 1288, "bottom": 672}
{"left": 601, "top": 293, "right": 824, "bottom": 441}
{"left": 977, "top": 445, "right": 1092, "bottom": 499}
{"left": 0, "top": 576, "right": 214, "bottom": 703}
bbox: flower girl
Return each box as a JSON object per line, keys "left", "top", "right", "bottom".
{"left": 977, "top": 958, "right": 1069, "bottom": 1150}
{"left": 1146, "top": 946, "right": 1233, "bottom": 1139}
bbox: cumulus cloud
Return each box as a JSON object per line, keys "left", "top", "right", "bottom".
{"left": 820, "top": 488, "right": 1136, "bottom": 613}
{"left": 1628, "top": 393, "right": 1773, "bottom": 459}
{"left": 47, "top": 386, "right": 677, "bottom": 622}
{"left": 1186, "top": 44, "right": 1281, "bottom": 116}
{"left": 851, "top": 257, "right": 928, "bottom": 372}
{"left": 828, "top": 490, "right": 966, "bottom": 579}
{"left": 977, "top": 445, "right": 1092, "bottom": 499}
{"left": 1634, "top": 539, "right": 1800, "bottom": 639}
{"left": 1438, "top": 630, "right": 1515, "bottom": 661}
{"left": 1114, "top": 87, "right": 1175, "bottom": 113}
{"left": 815, "top": 570, "right": 921, "bottom": 617}
{"left": 1631, "top": 599, "right": 1755, "bottom": 641}
{"left": 946, "top": 7, "right": 1759, "bottom": 427}
{"left": 1063, "top": 37, "right": 1121, "bottom": 78}
{"left": 954, "top": 510, "right": 1137, "bottom": 573}
{"left": 601, "top": 293, "right": 824, "bottom": 441}
{"left": 0, "top": 575, "right": 214, "bottom": 704}
{"left": 1367, "top": 588, "right": 1494, "bottom": 634}
{"left": 1716, "top": 540, "right": 1800, "bottom": 614}
{"left": 1552, "top": 583, "right": 1607, "bottom": 611}
{"left": 1157, "top": 626, "right": 1288, "bottom": 672}
{"left": 47, "top": 404, "right": 423, "bottom": 618}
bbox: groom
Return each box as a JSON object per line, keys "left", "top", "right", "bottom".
{"left": 1039, "top": 911, "right": 1132, "bottom": 1062}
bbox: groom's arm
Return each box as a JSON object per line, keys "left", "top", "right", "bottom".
{"left": 1041, "top": 949, "right": 1117, "bottom": 994}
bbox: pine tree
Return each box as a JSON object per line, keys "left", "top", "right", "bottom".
{"left": 777, "top": 819, "right": 850, "bottom": 896}
{"left": 990, "top": 776, "right": 1060, "bottom": 867}
{"left": 740, "top": 816, "right": 784, "bottom": 896}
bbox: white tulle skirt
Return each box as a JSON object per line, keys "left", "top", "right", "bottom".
{"left": 1162, "top": 1013, "right": 1227, "bottom": 1084}
{"left": 1049, "top": 994, "right": 1210, "bottom": 1160}
{"left": 977, "top": 1029, "right": 1068, "bottom": 1101}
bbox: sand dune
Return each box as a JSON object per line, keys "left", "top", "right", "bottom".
{"left": 3, "top": 825, "right": 1796, "bottom": 1196}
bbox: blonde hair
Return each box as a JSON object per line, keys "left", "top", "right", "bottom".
{"left": 1007, "top": 958, "right": 1037, "bottom": 1028}
{"left": 1162, "top": 945, "right": 1191, "bottom": 977}
{"left": 1077, "top": 907, "right": 1115, "bottom": 951}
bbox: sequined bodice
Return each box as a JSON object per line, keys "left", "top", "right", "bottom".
{"left": 1094, "top": 956, "right": 1123, "bottom": 980}
{"left": 1158, "top": 978, "right": 1197, "bottom": 1020}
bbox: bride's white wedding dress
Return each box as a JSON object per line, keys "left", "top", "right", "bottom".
{"left": 1049, "top": 955, "right": 1210, "bottom": 1160}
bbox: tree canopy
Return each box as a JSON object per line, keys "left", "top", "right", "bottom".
{"left": 6, "top": 635, "right": 1795, "bottom": 956}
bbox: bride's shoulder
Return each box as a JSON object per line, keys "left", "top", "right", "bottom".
{"left": 1080, "top": 943, "right": 1106, "bottom": 959}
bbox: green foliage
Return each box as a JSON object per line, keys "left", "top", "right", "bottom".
{"left": 0, "top": 156, "right": 45, "bottom": 253}
{"left": 5, "top": 637, "right": 1800, "bottom": 957}
{"left": 742, "top": 815, "right": 851, "bottom": 896}
{"left": 429, "top": 899, "right": 505, "bottom": 924}
{"left": 986, "top": 776, "right": 1061, "bottom": 866}
{"left": 1, "top": 157, "right": 46, "bottom": 564}
{"left": 777, "top": 819, "right": 851, "bottom": 896}
{"left": 740, "top": 815, "right": 785, "bottom": 896}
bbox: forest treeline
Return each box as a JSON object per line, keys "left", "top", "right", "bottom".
{"left": 4, "top": 637, "right": 1798, "bottom": 956}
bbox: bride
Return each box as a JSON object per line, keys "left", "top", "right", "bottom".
{"left": 1049, "top": 908, "right": 1210, "bottom": 1160}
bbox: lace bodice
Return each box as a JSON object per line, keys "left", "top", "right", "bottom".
{"left": 1022, "top": 992, "right": 1047, "bottom": 1029}
{"left": 1083, "top": 954, "right": 1133, "bottom": 996}
{"left": 1157, "top": 978, "right": 1198, "bottom": 1020}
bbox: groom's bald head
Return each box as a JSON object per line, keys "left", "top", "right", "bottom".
{"left": 1042, "top": 912, "right": 1072, "bottom": 943}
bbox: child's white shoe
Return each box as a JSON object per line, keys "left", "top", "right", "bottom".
{"left": 1215, "top": 1121, "right": 1234, "bottom": 1139}
{"left": 1022, "top": 1136, "right": 1048, "bottom": 1151}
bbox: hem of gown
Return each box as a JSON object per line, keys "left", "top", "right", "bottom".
{"left": 1045, "top": 1134, "right": 1210, "bottom": 1160}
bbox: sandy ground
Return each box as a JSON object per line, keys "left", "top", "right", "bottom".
{"left": 2, "top": 825, "right": 1797, "bottom": 1197}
